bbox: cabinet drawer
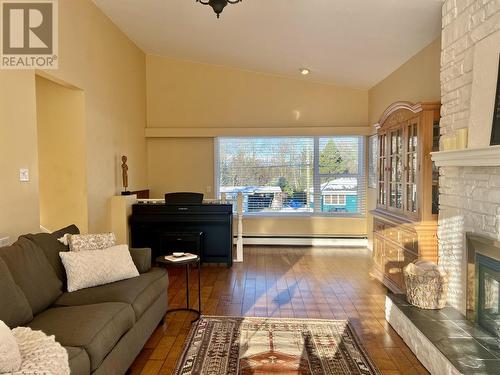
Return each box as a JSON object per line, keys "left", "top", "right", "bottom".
{"left": 383, "top": 243, "right": 404, "bottom": 290}
{"left": 402, "top": 230, "right": 418, "bottom": 253}
{"left": 373, "top": 235, "right": 384, "bottom": 268}
{"left": 374, "top": 220, "right": 386, "bottom": 235}
{"left": 385, "top": 225, "right": 401, "bottom": 244}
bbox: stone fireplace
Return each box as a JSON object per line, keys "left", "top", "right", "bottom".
{"left": 436, "top": 166, "right": 500, "bottom": 312}
{"left": 384, "top": 2, "right": 500, "bottom": 373}
{"left": 466, "top": 233, "right": 500, "bottom": 337}
{"left": 432, "top": 0, "right": 500, "bottom": 314}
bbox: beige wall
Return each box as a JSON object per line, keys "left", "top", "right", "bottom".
{"left": 368, "top": 38, "right": 441, "bottom": 125}
{"left": 0, "top": 0, "right": 147, "bottom": 238}
{"left": 36, "top": 76, "right": 88, "bottom": 233}
{"left": 48, "top": 0, "right": 147, "bottom": 232}
{"left": 147, "top": 55, "right": 368, "bottom": 128}
{"left": 146, "top": 56, "right": 369, "bottom": 236}
{"left": 0, "top": 71, "right": 39, "bottom": 240}
{"left": 366, "top": 37, "right": 441, "bottom": 247}
{"left": 242, "top": 216, "right": 366, "bottom": 237}
{"left": 148, "top": 138, "right": 215, "bottom": 199}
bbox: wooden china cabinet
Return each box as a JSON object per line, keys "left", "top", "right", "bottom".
{"left": 371, "top": 101, "right": 441, "bottom": 294}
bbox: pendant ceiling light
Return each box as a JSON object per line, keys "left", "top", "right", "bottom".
{"left": 196, "top": 0, "right": 242, "bottom": 18}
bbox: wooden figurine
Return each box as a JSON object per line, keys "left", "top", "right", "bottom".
{"left": 121, "top": 155, "right": 129, "bottom": 195}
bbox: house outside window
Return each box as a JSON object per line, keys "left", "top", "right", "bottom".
{"left": 323, "top": 194, "right": 347, "bottom": 206}
{"left": 215, "top": 136, "right": 365, "bottom": 216}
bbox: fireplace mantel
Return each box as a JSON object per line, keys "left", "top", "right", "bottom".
{"left": 431, "top": 145, "right": 500, "bottom": 167}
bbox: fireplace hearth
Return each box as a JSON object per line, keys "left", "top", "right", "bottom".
{"left": 385, "top": 233, "right": 500, "bottom": 374}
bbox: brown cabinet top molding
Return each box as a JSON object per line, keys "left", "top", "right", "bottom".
{"left": 374, "top": 101, "right": 441, "bottom": 130}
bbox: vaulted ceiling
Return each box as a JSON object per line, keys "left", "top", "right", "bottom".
{"left": 93, "top": 0, "right": 442, "bottom": 89}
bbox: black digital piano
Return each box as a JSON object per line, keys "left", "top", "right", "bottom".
{"left": 129, "top": 201, "right": 233, "bottom": 267}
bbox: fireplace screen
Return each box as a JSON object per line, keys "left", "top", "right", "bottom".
{"left": 477, "top": 253, "right": 500, "bottom": 337}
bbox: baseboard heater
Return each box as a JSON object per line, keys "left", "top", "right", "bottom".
{"left": 235, "top": 235, "right": 368, "bottom": 247}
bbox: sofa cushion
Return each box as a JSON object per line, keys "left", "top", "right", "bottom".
{"left": 0, "top": 238, "right": 62, "bottom": 315}
{"left": 0, "top": 257, "right": 33, "bottom": 328}
{"left": 129, "top": 247, "right": 152, "bottom": 274}
{"left": 21, "top": 232, "right": 73, "bottom": 283}
{"left": 65, "top": 346, "right": 90, "bottom": 375}
{"left": 21, "top": 225, "right": 79, "bottom": 283}
{"left": 55, "top": 267, "right": 168, "bottom": 319}
{"left": 28, "top": 302, "right": 134, "bottom": 372}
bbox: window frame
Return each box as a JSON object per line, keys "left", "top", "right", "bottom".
{"left": 214, "top": 136, "right": 366, "bottom": 218}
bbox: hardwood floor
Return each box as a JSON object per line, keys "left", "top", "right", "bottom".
{"left": 129, "top": 246, "right": 429, "bottom": 375}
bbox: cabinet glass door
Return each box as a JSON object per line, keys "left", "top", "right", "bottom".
{"left": 377, "top": 133, "right": 387, "bottom": 208}
{"left": 389, "top": 128, "right": 403, "bottom": 211}
{"left": 405, "top": 119, "right": 418, "bottom": 216}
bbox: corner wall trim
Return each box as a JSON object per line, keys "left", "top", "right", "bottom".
{"left": 39, "top": 225, "right": 51, "bottom": 233}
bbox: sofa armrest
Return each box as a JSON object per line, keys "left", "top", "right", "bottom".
{"left": 129, "top": 247, "right": 151, "bottom": 273}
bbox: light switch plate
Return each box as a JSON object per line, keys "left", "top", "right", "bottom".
{"left": 19, "top": 168, "right": 29, "bottom": 182}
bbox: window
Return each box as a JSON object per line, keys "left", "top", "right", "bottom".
{"left": 215, "top": 136, "right": 365, "bottom": 216}
{"left": 324, "top": 195, "right": 346, "bottom": 206}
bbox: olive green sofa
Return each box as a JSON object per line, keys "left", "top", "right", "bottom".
{"left": 0, "top": 225, "right": 168, "bottom": 375}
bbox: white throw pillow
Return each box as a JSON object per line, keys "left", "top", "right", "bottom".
{"left": 0, "top": 320, "right": 22, "bottom": 373}
{"left": 68, "top": 233, "right": 116, "bottom": 252}
{"left": 11, "top": 327, "right": 70, "bottom": 375}
{"left": 60, "top": 245, "right": 139, "bottom": 292}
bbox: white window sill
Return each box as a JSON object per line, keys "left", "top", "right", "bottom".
{"left": 239, "top": 213, "right": 366, "bottom": 219}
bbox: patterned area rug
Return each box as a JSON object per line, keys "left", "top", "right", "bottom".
{"left": 174, "top": 316, "right": 380, "bottom": 374}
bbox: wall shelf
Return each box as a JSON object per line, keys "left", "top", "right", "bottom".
{"left": 431, "top": 145, "right": 500, "bottom": 167}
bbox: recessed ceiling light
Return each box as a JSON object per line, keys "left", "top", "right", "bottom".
{"left": 300, "top": 68, "right": 311, "bottom": 76}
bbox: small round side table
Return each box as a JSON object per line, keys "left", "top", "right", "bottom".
{"left": 156, "top": 255, "right": 201, "bottom": 323}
